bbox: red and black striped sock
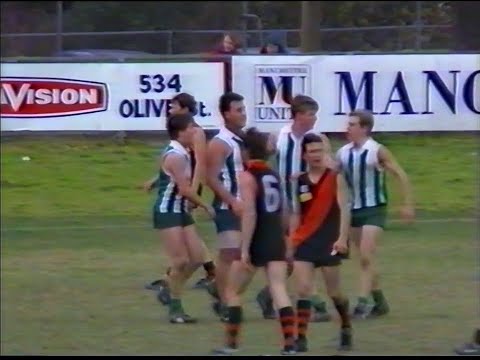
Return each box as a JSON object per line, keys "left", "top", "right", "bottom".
{"left": 296, "top": 299, "right": 312, "bottom": 340}
{"left": 279, "top": 306, "right": 296, "bottom": 351}
{"left": 225, "top": 306, "right": 242, "bottom": 349}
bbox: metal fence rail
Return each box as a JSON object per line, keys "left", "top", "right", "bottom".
{"left": 1, "top": 25, "right": 454, "bottom": 57}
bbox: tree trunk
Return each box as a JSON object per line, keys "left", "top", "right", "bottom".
{"left": 300, "top": 1, "right": 323, "bottom": 53}
{"left": 454, "top": 1, "right": 480, "bottom": 51}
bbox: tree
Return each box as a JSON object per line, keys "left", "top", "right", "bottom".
{"left": 453, "top": 1, "right": 480, "bottom": 50}
{"left": 300, "top": 1, "right": 323, "bottom": 52}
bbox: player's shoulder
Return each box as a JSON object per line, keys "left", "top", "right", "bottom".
{"left": 366, "top": 137, "right": 383, "bottom": 149}
{"left": 276, "top": 124, "right": 292, "bottom": 140}
{"left": 337, "top": 142, "right": 353, "bottom": 154}
{"left": 209, "top": 135, "right": 230, "bottom": 150}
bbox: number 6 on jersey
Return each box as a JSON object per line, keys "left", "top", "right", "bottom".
{"left": 261, "top": 175, "right": 281, "bottom": 213}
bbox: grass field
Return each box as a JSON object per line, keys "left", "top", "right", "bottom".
{"left": 1, "top": 134, "right": 479, "bottom": 355}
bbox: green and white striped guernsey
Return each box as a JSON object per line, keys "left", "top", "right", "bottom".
{"left": 155, "top": 140, "right": 192, "bottom": 214}
{"left": 211, "top": 126, "right": 245, "bottom": 210}
{"left": 336, "top": 138, "right": 388, "bottom": 210}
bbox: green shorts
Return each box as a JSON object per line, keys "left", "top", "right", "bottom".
{"left": 351, "top": 205, "right": 387, "bottom": 229}
{"left": 213, "top": 209, "right": 241, "bottom": 234}
{"left": 153, "top": 211, "right": 194, "bottom": 230}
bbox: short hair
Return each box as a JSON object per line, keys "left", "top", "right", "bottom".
{"left": 349, "top": 110, "right": 374, "bottom": 133}
{"left": 166, "top": 113, "right": 193, "bottom": 140}
{"left": 301, "top": 133, "right": 323, "bottom": 154}
{"left": 291, "top": 95, "right": 319, "bottom": 118}
{"left": 219, "top": 92, "right": 244, "bottom": 117}
{"left": 172, "top": 93, "right": 197, "bottom": 115}
{"left": 243, "top": 127, "right": 270, "bottom": 161}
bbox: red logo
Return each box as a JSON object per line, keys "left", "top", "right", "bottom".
{"left": 0, "top": 77, "right": 108, "bottom": 118}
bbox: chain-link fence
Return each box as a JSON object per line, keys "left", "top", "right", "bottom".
{"left": 0, "top": 26, "right": 454, "bottom": 58}
{"left": 0, "top": 1, "right": 456, "bottom": 58}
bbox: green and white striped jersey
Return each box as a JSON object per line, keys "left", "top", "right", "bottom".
{"left": 336, "top": 138, "right": 388, "bottom": 210}
{"left": 211, "top": 127, "right": 245, "bottom": 210}
{"left": 155, "top": 140, "right": 192, "bottom": 214}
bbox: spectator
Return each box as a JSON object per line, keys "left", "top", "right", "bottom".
{"left": 260, "top": 32, "right": 289, "bottom": 54}
{"left": 212, "top": 33, "right": 242, "bottom": 55}
{"left": 208, "top": 33, "right": 243, "bottom": 92}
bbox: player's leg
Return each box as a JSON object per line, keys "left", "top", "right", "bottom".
{"left": 363, "top": 224, "right": 389, "bottom": 316}
{"left": 182, "top": 222, "right": 209, "bottom": 290}
{"left": 156, "top": 225, "right": 195, "bottom": 323}
{"left": 309, "top": 276, "right": 331, "bottom": 322}
{"left": 265, "top": 261, "right": 296, "bottom": 355}
{"left": 356, "top": 224, "right": 388, "bottom": 318}
{"left": 350, "top": 225, "right": 370, "bottom": 317}
{"left": 454, "top": 328, "right": 480, "bottom": 355}
{"left": 199, "top": 240, "right": 216, "bottom": 282}
{"left": 213, "top": 261, "right": 256, "bottom": 354}
{"left": 292, "top": 260, "right": 316, "bottom": 352}
{"left": 215, "top": 229, "right": 241, "bottom": 321}
{"left": 320, "top": 265, "right": 353, "bottom": 351}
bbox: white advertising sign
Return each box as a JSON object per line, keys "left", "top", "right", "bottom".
{"left": 1, "top": 63, "right": 225, "bottom": 131}
{"left": 233, "top": 54, "right": 480, "bottom": 132}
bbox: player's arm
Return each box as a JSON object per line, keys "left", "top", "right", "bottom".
{"left": 318, "top": 132, "right": 341, "bottom": 172}
{"left": 288, "top": 207, "right": 301, "bottom": 236}
{"left": 334, "top": 148, "right": 343, "bottom": 173}
{"left": 333, "top": 173, "right": 350, "bottom": 254}
{"left": 288, "top": 180, "right": 303, "bottom": 234}
{"left": 378, "top": 146, "right": 415, "bottom": 219}
{"left": 206, "top": 138, "right": 239, "bottom": 207}
{"left": 164, "top": 153, "right": 212, "bottom": 211}
{"left": 238, "top": 171, "right": 257, "bottom": 264}
{"left": 191, "top": 127, "right": 207, "bottom": 193}
{"left": 142, "top": 154, "right": 162, "bottom": 192}
{"left": 142, "top": 174, "right": 159, "bottom": 192}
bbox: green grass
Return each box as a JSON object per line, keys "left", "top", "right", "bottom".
{"left": 1, "top": 219, "right": 477, "bottom": 355}
{"left": 1, "top": 134, "right": 478, "bottom": 221}
{"left": 1, "top": 134, "right": 479, "bottom": 355}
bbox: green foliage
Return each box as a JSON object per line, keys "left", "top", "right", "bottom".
{"left": 0, "top": 1, "right": 464, "bottom": 56}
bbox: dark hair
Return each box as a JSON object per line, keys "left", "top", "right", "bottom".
{"left": 219, "top": 92, "right": 244, "bottom": 117}
{"left": 291, "top": 95, "right": 319, "bottom": 118}
{"left": 349, "top": 110, "right": 374, "bottom": 133}
{"left": 243, "top": 127, "right": 270, "bottom": 161}
{"left": 172, "top": 93, "right": 197, "bottom": 115}
{"left": 301, "top": 133, "right": 323, "bottom": 154}
{"left": 166, "top": 113, "right": 193, "bottom": 140}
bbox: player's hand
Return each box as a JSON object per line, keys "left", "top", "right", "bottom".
{"left": 240, "top": 250, "right": 253, "bottom": 270}
{"left": 231, "top": 199, "right": 244, "bottom": 218}
{"left": 319, "top": 133, "right": 332, "bottom": 153}
{"left": 400, "top": 204, "right": 415, "bottom": 224}
{"left": 332, "top": 239, "right": 348, "bottom": 255}
{"left": 142, "top": 179, "right": 156, "bottom": 193}
{"left": 285, "top": 243, "right": 295, "bottom": 263}
{"left": 323, "top": 153, "right": 339, "bottom": 172}
{"left": 203, "top": 204, "right": 216, "bottom": 219}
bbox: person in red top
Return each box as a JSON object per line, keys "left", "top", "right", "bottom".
{"left": 289, "top": 133, "right": 353, "bottom": 353}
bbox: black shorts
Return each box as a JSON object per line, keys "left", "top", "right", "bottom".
{"left": 295, "top": 243, "right": 343, "bottom": 268}
{"left": 294, "top": 220, "right": 348, "bottom": 267}
{"left": 249, "top": 236, "right": 286, "bottom": 268}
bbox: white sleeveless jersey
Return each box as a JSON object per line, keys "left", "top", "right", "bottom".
{"left": 336, "top": 138, "right": 388, "bottom": 210}
{"left": 212, "top": 127, "right": 245, "bottom": 210}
